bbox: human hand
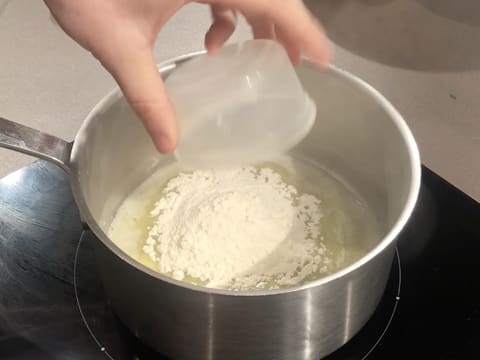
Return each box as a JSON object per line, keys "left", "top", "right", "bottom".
{"left": 44, "top": 0, "right": 332, "bottom": 153}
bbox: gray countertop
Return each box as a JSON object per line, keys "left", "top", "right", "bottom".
{"left": 1, "top": 0, "right": 479, "bottom": 201}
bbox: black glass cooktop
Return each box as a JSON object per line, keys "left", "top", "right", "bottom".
{"left": 0, "top": 161, "right": 479, "bottom": 359}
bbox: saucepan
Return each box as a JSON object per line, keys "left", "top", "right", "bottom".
{"left": 0, "top": 52, "right": 421, "bottom": 359}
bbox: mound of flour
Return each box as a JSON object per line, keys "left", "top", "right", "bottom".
{"left": 143, "top": 166, "right": 330, "bottom": 290}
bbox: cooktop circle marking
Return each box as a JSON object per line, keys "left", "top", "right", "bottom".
{"left": 74, "top": 231, "right": 402, "bottom": 360}
{"left": 360, "top": 248, "right": 402, "bottom": 360}
{"left": 74, "top": 231, "right": 115, "bottom": 360}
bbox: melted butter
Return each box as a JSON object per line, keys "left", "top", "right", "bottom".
{"left": 108, "top": 155, "right": 380, "bottom": 289}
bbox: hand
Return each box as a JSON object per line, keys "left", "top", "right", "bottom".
{"left": 44, "top": 0, "right": 332, "bottom": 153}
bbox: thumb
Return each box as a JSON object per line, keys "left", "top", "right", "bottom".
{"left": 103, "top": 47, "right": 178, "bottom": 154}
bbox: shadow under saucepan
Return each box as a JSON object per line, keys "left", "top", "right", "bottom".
{"left": 305, "top": 0, "right": 480, "bottom": 73}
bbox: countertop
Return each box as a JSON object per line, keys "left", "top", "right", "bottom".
{"left": 1, "top": 0, "right": 479, "bottom": 201}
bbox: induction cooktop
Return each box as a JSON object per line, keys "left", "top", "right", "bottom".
{"left": 0, "top": 161, "right": 479, "bottom": 359}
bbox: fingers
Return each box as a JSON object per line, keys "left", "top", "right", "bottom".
{"left": 275, "top": 25, "right": 301, "bottom": 65}
{"left": 249, "top": 19, "right": 275, "bottom": 40}
{"left": 205, "top": 5, "right": 237, "bottom": 53}
{"left": 200, "top": 0, "right": 332, "bottom": 67}
{"left": 249, "top": 2, "right": 331, "bottom": 67}
{"left": 300, "top": 16, "right": 333, "bottom": 67}
{"left": 103, "top": 47, "right": 178, "bottom": 153}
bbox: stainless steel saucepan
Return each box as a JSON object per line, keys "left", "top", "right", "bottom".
{"left": 0, "top": 53, "right": 421, "bottom": 360}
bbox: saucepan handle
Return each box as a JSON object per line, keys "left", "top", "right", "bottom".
{"left": 0, "top": 117, "right": 72, "bottom": 173}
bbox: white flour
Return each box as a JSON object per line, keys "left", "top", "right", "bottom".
{"left": 143, "top": 166, "right": 330, "bottom": 290}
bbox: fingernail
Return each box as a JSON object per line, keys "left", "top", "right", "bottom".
{"left": 156, "top": 134, "right": 175, "bottom": 154}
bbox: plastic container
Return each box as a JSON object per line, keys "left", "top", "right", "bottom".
{"left": 165, "top": 39, "right": 316, "bottom": 169}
